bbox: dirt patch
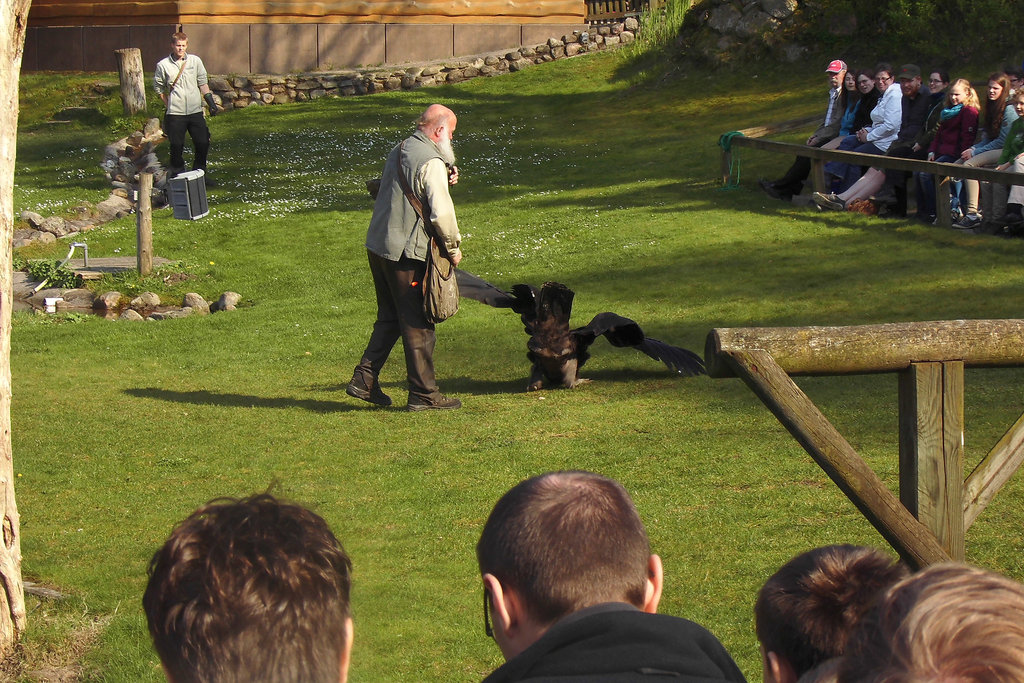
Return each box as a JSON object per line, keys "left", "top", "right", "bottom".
{"left": 160, "top": 272, "right": 194, "bottom": 285}
{"left": 0, "top": 606, "right": 112, "bottom": 682}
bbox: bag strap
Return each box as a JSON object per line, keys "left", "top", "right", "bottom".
{"left": 164, "top": 55, "right": 188, "bottom": 113}
{"left": 395, "top": 141, "right": 450, "bottom": 257}
{"left": 168, "top": 55, "right": 188, "bottom": 93}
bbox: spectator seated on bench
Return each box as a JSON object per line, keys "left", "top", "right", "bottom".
{"left": 759, "top": 59, "right": 848, "bottom": 201}
{"left": 812, "top": 65, "right": 931, "bottom": 212}
{"left": 954, "top": 72, "right": 1018, "bottom": 228}
{"left": 822, "top": 63, "right": 902, "bottom": 195}
{"left": 914, "top": 78, "right": 978, "bottom": 222}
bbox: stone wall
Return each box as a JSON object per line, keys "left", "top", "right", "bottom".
{"left": 205, "top": 21, "right": 639, "bottom": 110}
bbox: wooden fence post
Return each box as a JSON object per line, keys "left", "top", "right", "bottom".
{"left": 811, "top": 158, "right": 826, "bottom": 193}
{"left": 137, "top": 173, "right": 153, "bottom": 276}
{"left": 936, "top": 175, "right": 953, "bottom": 227}
{"left": 115, "top": 48, "right": 146, "bottom": 116}
{"left": 718, "top": 347, "right": 950, "bottom": 568}
{"left": 898, "top": 361, "right": 965, "bottom": 560}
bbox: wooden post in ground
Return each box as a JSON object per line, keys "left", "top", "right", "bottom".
{"left": 137, "top": 173, "right": 153, "bottom": 276}
{"left": 114, "top": 48, "right": 146, "bottom": 116}
{"left": 898, "top": 361, "right": 965, "bottom": 560}
{"left": 936, "top": 174, "right": 953, "bottom": 227}
{"left": 811, "top": 158, "right": 826, "bottom": 193}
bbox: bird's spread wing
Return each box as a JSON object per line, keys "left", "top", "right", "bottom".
{"left": 455, "top": 269, "right": 516, "bottom": 308}
{"left": 571, "top": 312, "right": 706, "bottom": 377}
{"left": 454, "top": 270, "right": 539, "bottom": 320}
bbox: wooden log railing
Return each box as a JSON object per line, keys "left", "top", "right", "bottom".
{"left": 720, "top": 135, "right": 1024, "bottom": 228}
{"left": 705, "top": 320, "right": 1024, "bottom": 568}
{"left": 586, "top": 0, "right": 661, "bottom": 21}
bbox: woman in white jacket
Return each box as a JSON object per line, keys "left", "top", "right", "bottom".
{"left": 821, "top": 63, "right": 903, "bottom": 194}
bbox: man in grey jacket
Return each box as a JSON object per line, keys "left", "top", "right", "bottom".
{"left": 153, "top": 31, "right": 220, "bottom": 180}
{"left": 760, "top": 59, "right": 847, "bottom": 201}
{"left": 348, "top": 104, "right": 463, "bottom": 411}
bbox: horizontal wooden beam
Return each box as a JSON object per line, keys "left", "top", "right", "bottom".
{"left": 725, "top": 136, "right": 1024, "bottom": 186}
{"left": 706, "top": 320, "right": 1024, "bottom": 378}
{"left": 735, "top": 115, "right": 820, "bottom": 139}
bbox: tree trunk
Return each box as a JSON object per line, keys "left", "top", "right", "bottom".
{"left": 0, "top": 0, "right": 30, "bottom": 656}
{"left": 115, "top": 47, "right": 146, "bottom": 116}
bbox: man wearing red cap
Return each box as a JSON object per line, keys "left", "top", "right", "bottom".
{"left": 760, "top": 59, "right": 848, "bottom": 201}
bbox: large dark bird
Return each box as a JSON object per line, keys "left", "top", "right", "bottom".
{"left": 456, "top": 270, "right": 706, "bottom": 390}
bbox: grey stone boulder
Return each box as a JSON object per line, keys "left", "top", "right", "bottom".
{"left": 151, "top": 309, "right": 190, "bottom": 320}
{"left": 28, "top": 288, "right": 64, "bottom": 307}
{"left": 208, "top": 77, "right": 233, "bottom": 92}
{"left": 95, "top": 291, "right": 123, "bottom": 310}
{"left": 760, "top": 0, "right": 797, "bottom": 19}
{"left": 38, "top": 216, "right": 70, "bottom": 237}
{"left": 735, "top": 9, "right": 779, "bottom": 37}
{"left": 95, "top": 194, "right": 134, "bottom": 222}
{"left": 64, "top": 219, "right": 94, "bottom": 234}
{"left": 130, "top": 292, "right": 161, "bottom": 310}
{"left": 708, "top": 3, "right": 742, "bottom": 32}
{"left": 212, "top": 291, "right": 242, "bottom": 312}
{"left": 119, "top": 309, "right": 145, "bottom": 322}
{"left": 19, "top": 211, "right": 44, "bottom": 228}
{"left": 59, "top": 288, "right": 95, "bottom": 308}
{"left": 182, "top": 293, "right": 210, "bottom": 315}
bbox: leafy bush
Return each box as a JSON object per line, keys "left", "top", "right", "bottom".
{"left": 25, "top": 260, "right": 81, "bottom": 289}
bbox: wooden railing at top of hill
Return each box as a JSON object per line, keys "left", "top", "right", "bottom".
{"left": 585, "top": 0, "right": 662, "bottom": 22}
{"left": 704, "top": 320, "right": 1024, "bottom": 569}
{"left": 721, "top": 117, "right": 1024, "bottom": 228}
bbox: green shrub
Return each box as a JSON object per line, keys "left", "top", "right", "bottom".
{"left": 25, "top": 260, "right": 81, "bottom": 289}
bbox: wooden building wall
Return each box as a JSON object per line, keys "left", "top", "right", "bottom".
{"left": 28, "top": 0, "right": 585, "bottom": 25}
{"left": 25, "top": 0, "right": 586, "bottom": 72}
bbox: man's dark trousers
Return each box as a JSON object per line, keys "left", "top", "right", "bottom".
{"left": 354, "top": 250, "right": 438, "bottom": 402}
{"left": 164, "top": 112, "right": 210, "bottom": 171}
{"left": 881, "top": 141, "right": 924, "bottom": 216}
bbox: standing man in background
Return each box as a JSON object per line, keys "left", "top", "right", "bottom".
{"left": 154, "top": 31, "right": 220, "bottom": 182}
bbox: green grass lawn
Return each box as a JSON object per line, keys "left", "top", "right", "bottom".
{"left": 10, "top": 53, "right": 1024, "bottom": 680}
